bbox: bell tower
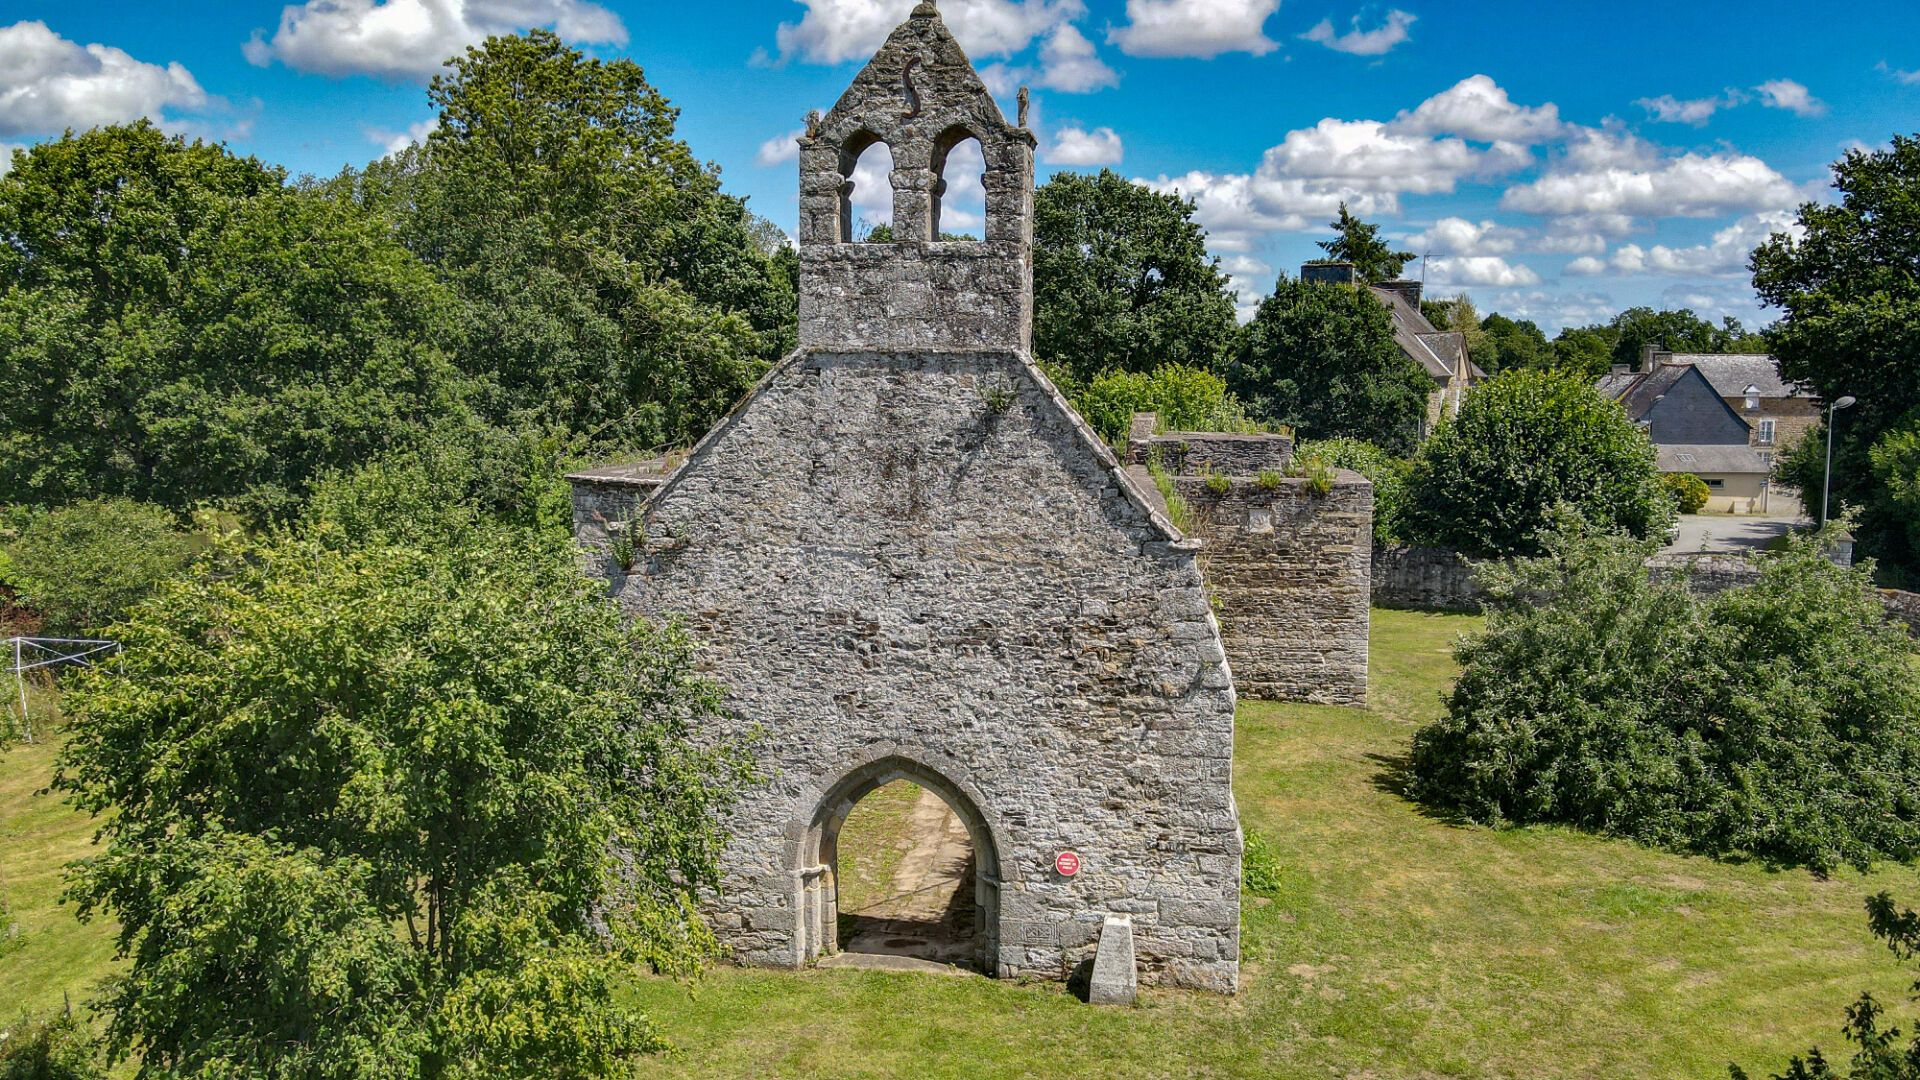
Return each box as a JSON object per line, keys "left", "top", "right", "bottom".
{"left": 793, "top": 1, "right": 1037, "bottom": 353}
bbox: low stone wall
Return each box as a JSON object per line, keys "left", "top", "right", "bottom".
{"left": 1884, "top": 590, "right": 1920, "bottom": 637}
{"left": 1372, "top": 545, "right": 1480, "bottom": 612}
{"left": 1375, "top": 543, "right": 1919, "bottom": 638}
{"left": 1125, "top": 412, "right": 1294, "bottom": 477}
{"left": 1173, "top": 473, "right": 1373, "bottom": 706}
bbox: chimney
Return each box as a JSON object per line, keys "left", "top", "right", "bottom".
{"left": 1639, "top": 344, "right": 1673, "bottom": 372}
{"left": 1610, "top": 363, "right": 1632, "bottom": 376}
{"left": 1377, "top": 279, "right": 1424, "bottom": 308}
{"left": 1300, "top": 261, "right": 1358, "bottom": 287}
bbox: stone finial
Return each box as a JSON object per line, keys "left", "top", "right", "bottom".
{"left": 1017, "top": 86, "right": 1030, "bottom": 128}
{"left": 912, "top": 0, "right": 940, "bottom": 17}
{"left": 804, "top": 109, "right": 823, "bottom": 139}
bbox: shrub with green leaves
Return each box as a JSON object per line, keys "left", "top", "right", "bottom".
{"left": 1410, "top": 520, "right": 1920, "bottom": 873}
{"left": 1073, "top": 363, "right": 1252, "bottom": 446}
{"left": 1296, "top": 437, "right": 1410, "bottom": 542}
{"left": 1403, "top": 369, "right": 1674, "bottom": 557}
{"left": 3, "top": 499, "right": 192, "bottom": 635}
{"left": 1664, "top": 472, "right": 1711, "bottom": 514}
{"left": 0, "top": 1010, "right": 105, "bottom": 1080}
{"left": 54, "top": 513, "right": 749, "bottom": 1076}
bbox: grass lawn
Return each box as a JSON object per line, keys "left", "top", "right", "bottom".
{"left": 834, "top": 780, "right": 923, "bottom": 915}
{"left": 5, "top": 609, "right": 1920, "bottom": 1077}
{"left": 622, "top": 610, "right": 1920, "bottom": 1079}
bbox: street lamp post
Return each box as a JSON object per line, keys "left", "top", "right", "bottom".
{"left": 1823, "top": 395, "right": 1858, "bottom": 526}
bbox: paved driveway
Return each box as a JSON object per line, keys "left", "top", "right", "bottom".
{"left": 1663, "top": 513, "right": 1808, "bottom": 555}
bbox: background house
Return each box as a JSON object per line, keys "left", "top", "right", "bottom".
{"left": 1301, "top": 262, "right": 1481, "bottom": 439}
{"left": 1597, "top": 357, "right": 1778, "bottom": 513}
{"left": 1650, "top": 349, "right": 1821, "bottom": 458}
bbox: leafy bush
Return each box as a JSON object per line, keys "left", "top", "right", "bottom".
{"left": 0, "top": 1011, "right": 105, "bottom": 1080}
{"left": 1241, "top": 831, "right": 1284, "bottom": 897}
{"left": 3, "top": 499, "right": 192, "bottom": 635}
{"left": 1664, "top": 472, "right": 1711, "bottom": 514}
{"left": 1410, "top": 520, "right": 1920, "bottom": 873}
{"left": 1732, "top": 893, "right": 1920, "bottom": 1080}
{"left": 1296, "top": 438, "right": 1411, "bottom": 542}
{"left": 54, "top": 513, "right": 750, "bottom": 1075}
{"left": 1204, "top": 470, "right": 1231, "bottom": 496}
{"left": 1255, "top": 470, "right": 1283, "bottom": 492}
{"left": 1074, "top": 363, "right": 1252, "bottom": 446}
{"left": 1403, "top": 369, "right": 1674, "bottom": 557}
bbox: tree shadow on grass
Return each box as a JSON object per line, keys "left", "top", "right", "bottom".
{"left": 1363, "top": 751, "right": 1478, "bottom": 828}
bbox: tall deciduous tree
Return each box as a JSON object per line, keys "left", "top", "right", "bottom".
{"left": 1477, "top": 312, "right": 1551, "bottom": 374}
{"left": 1032, "top": 169, "right": 1239, "bottom": 387}
{"left": 56, "top": 492, "right": 749, "bottom": 1076}
{"left": 340, "top": 31, "right": 795, "bottom": 453}
{"left": 1753, "top": 134, "right": 1920, "bottom": 581}
{"left": 0, "top": 123, "right": 467, "bottom": 518}
{"left": 1605, "top": 306, "right": 1768, "bottom": 369}
{"left": 1402, "top": 369, "right": 1674, "bottom": 556}
{"left": 1314, "top": 203, "right": 1416, "bottom": 284}
{"left": 1228, "top": 274, "right": 1431, "bottom": 455}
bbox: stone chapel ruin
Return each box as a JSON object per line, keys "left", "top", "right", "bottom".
{"left": 569, "top": 1, "right": 1372, "bottom": 993}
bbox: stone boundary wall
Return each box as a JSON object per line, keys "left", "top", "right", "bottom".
{"left": 1374, "top": 543, "right": 1919, "bottom": 638}
{"left": 1371, "top": 545, "right": 1479, "bottom": 612}
{"left": 1172, "top": 473, "right": 1372, "bottom": 706}
{"left": 1126, "top": 413, "right": 1294, "bottom": 478}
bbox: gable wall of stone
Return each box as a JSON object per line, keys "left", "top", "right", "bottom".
{"left": 618, "top": 349, "right": 1242, "bottom": 992}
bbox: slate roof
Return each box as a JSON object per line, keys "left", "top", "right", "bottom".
{"left": 1657, "top": 444, "right": 1772, "bottom": 476}
{"left": 1600, "top": 362, "right": 1696, "bottom": 422}
{"left": 1668, "top": 353, "right": 1812, "bottom": 399}
{"left": 1369, "top": 285, "right": 1465, "bottom": 381}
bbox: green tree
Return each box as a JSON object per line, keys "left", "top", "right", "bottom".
{"left": 1412, "top": 521, "right": 1920, "bottom": 874}
{"left": 3, "top": 499, "right": 192, "bottom": 635}
{"left": 1229, "top": 274, "right": 1432, "bottom": 455}
{"left": 1295, "top": 438, "right": 1412, "bottom": 542}
{"left": 1754, "top": 135, "right": 1920, "bottom": 581}
{"left": 1072, "top": 363, "right": 1251, "bottom": 445}
{"left": 1032, "top": 169, "right": 1239, "bottom": 387}
{"left": 1313, "top": 203, "right": 1415, "bottom": 284}
{"left": 1477, "top": 312, "right": 1551, "bottom": 373}
{"left": 1421, "top": 294, "right": 1488, "bottom": 363}
{"left": 1550, "top": 324, "right": 1621, "bottom": 379}
{"left": 1607, "top": 306, "right": 1768, "bottom": 370}
{"left": 1402, "top": 369, "right": 1674, "bottom": 556}
{"left": 0, "top": 123, "right": 467, "bottom": 518}
{"left": 1663, "top": 472, "right": 1712, "bottom": 514}
{"left": 55, "top": 512, "right": 748, "bottom": 1076}
{"left": 340, "top": 31, "right": 793, "bottom": 454}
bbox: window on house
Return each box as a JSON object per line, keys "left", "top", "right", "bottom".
{"left": 1704, "top": 478, "right": 1725, "bottom": 489}
{"left": 1744, "top": 385, "right": 1761, "bottom": 411}
{"left": 1756, "top": 418, "right": 1777, "bottom": 445}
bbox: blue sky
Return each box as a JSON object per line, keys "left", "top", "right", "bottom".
{"left": 3, "top": 0, "right": 1918, "bottom": 332}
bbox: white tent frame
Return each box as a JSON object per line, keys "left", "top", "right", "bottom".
{"left": 6, "top": 637, "right": 118, "bottom": 744}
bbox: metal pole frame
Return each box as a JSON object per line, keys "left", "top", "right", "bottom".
{"left": 1823, "top": 403, "right": 1837, "bottom": 527}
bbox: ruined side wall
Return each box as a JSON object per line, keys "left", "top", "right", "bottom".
{"left": 1373, "top": 544, "right": 1481, "bottom": 612}
{"left": 1174, "top": 474, "right": 1372, "bottom": 706}
{"left": 1128, "top": 431, "right": 1295, "bottom": 477}
{"left": 619, "top": 349, "right": 1241, "bottom": 992}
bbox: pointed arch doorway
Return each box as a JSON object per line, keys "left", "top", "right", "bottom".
{"left": 793, "top": 755, "right": 1002, "bottom": 974}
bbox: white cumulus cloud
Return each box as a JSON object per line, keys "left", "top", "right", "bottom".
{"left": 757, "top": 127, "right": 807, "bottom": 167}
{"left": 1754, "top": 78, "right": 1825, "bottom": 117}
{"left": 770, "top": 0, "right": 1082, "bottom": 66}
{"left": 1635, "top": 92, "right": 1735, "bottom": 126}
{"left": 1502, "top": 127, "right": 1799, "bottom": 220}
{"left": 1426, "top": 255, "right": 1540, "bottom": 287}
{"left": 367, "top": 118, "right": 435, "bottom": 156}
{"left": 1045, "top": 125, "right": 1123, "bottom": 165}
{"left": 1405, "top": 216, "right": 1524, "bottom": 256}
{"left": 1299, "top": 9, "right": 1416, "bottom": 57}
{"left": 1879, "top": 62, "right": 1920, "bottom": 86}
{"left": 1036, "top": 23, "right": 1117, "bottom": 92}
{"left": 1390, "top": 75, "right": 1563, "bottom": 144}
{"left": 1575, "top": 210, "right": 1802, "bottom": 278}
{"left": 1108, "top": 0, "right": 1281, "bottom": 59}
{"left": 245, "top": 0, "right": 628, "bottom": 81}
{"left": 0, "top": 20, "right": 208, "bottom": 136}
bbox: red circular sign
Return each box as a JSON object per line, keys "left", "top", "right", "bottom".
{"left": 1054, "top": 851, "right": 1081, "bottom": 877}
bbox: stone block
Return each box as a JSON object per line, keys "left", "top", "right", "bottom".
{"left": 1088, "top": 914, "right": 1137, "bottom": 1005}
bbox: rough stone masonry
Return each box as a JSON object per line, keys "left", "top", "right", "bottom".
{"left": 575, "top": 2, "right": 1248, "bottom": 991}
